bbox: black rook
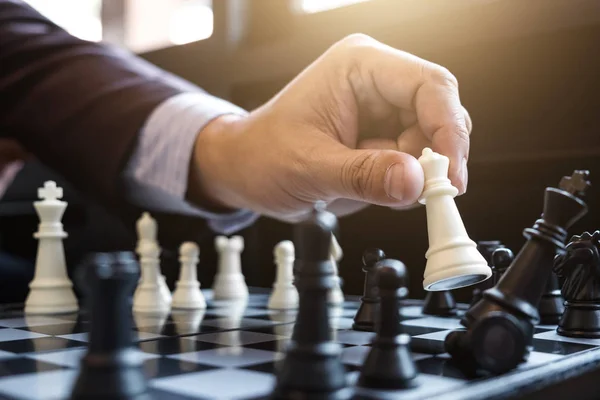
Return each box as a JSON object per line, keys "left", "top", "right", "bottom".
{"left": 70, "top": 252, "right": 148, "bottom": 399}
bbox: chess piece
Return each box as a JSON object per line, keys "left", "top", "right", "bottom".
{"left": 213, "top": 235, "right": 249, "bottom": 300}
{"left": 478, "top": 241, "right": 506, "bottom": 265}
{"left": 554, "top": 231, "right": 600, "bottom": 338}
{"left": 268, "top": 240, "right": 299, "bottom": 310}
{"left": 70, "top": 252, "right": 149, "bottom": 399}
{"left": 135, "top": 212, "right": 171, "bottom": 306}
{"left": 172, "top": 242, "right": 206, "bottom": 309}
{"left": 490, "top": 247, "right": 513, "bottom": 283}
{"left": 538, "top": 272, "right": 564, "bottom": 325}
{"left": 357, "top": 258, "right": 419, "bottom": 389}
{"left": 470, "top": 241, "right": 506, "bottom": 306}
{"left": 272, "top": 202, "right": 351, "bottom": 399}
{"left": 418, "top": 148, "right": 491, "bottom": 291}
{"left": 133, "top": 241, "right": 171, "bottom": 315}
{"left": 328, "top": 234, "right": 345, "bottom": 305}
{"left": 444, "top": 171, "right": 589, "bottom": 374}
{"left": 469, "top": 247, "right": 514, "bottom": 310}
{"left": 353, "top": 248, "right": 386, "bottom": 331}
{"left": 422, "top": 290, "right": 457, "bottom": 316}
{"left": 160, "top": 275, "right": 172, "bottom": 305}
{"left": 136, "top": 212, "right": 157, "bottom": 247}
{"left": 538, "top": 170, "right": 590, "bottom": 325}
{"left": 25, "top": 181, "right": 78, "bottom": 314}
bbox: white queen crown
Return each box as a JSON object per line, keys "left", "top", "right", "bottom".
{"left": 418, "top": 148, "right": 458, "bottom": 202}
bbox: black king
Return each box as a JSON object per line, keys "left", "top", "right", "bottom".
{"left": 445, "top": 170, "right": 590, "bottom": 374}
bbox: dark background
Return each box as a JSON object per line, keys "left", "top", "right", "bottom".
{"left": 1, "top": 0, "right": 599, "bottom": 303}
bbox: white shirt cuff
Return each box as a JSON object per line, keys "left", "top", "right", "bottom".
{"left": 122, "top": 92, "right": 259, "bottom": 235}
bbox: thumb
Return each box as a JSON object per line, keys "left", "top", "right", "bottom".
{"left": 317, "top": 148, "right": 424, "bottom": 206}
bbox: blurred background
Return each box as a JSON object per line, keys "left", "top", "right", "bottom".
{"left": 1, "top": 0, "right": 599, "bottom": 303}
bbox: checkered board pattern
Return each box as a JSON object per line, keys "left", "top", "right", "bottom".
{"left": 0, "top": 289, "right": 598, "bottom": 400}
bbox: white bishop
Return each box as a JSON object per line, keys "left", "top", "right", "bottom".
{"left": 135, "top": 212, "right": 171, "bottom": 305}
{"left": 418, "top": 148, "right": 491, "bottom": 291}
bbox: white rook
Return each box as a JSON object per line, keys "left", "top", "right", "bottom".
{"left": 418, "top": 148, "right": 491, "bottom": 291}
{"left": 25, "top": 181, "right": 78, "bottom": 314}
{"left": 212, "top": 235, "right": 248, "bottom": 300}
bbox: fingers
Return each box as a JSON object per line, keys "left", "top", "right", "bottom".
{"left": 332, "top": 34, "right": 471, "bottom": 192}
{"left": 310, "top": 142, "right": 424, "bottom": 207}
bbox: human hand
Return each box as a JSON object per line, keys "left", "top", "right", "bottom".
{"left": 190, "top": 34, "right": 472, "bottom": 221}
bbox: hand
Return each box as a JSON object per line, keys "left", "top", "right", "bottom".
{"left": 190, "top": 34, "right": 472, "bottom": 222}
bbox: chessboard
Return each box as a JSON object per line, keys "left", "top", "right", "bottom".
{"left": 0, "top": 288, "right": 598, "bottom": 400}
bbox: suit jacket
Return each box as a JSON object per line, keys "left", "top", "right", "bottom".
{"left": 0, "top": 0, "right": 200, "bottom": 210}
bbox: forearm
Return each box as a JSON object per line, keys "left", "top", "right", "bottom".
{"left": 122, "top": 93, "right": 259, "bottom": 235}
{"left": 0, "top": 1, "right": 193, "bottom": 207}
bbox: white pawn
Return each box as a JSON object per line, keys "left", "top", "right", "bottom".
{"left": 135, "top": 212, "right": 171, "bottom": 305}
{"left": 268, "top": 240, "right": 298, "bottom": 310}
{"left": 25, "top": 181, "right": 78, "bottom": 314}
{"left": 172, "top": 242, "right": 206, "bottom": 309}
{"left": 133, "top": 241, "right": 171, "bottom": 314}
{"left": 212, "top": 235, "right": 248, "bottom": 300}
{"left": 328, "top": 234, "right": 345, "bottom": 305}
{"left": 418, "top": 148, "right": 491, "bottom": 291}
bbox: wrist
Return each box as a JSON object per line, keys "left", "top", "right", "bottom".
{"left": 187, "top": 113, "right": 246, "bottom": 212}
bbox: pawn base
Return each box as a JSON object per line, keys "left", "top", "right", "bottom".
{"left": 357, "top": 334, "right": 418, "bottom": 390}
{"left": 352, "top": 300, "right": 379, "bottom": 332}
{"left": 422, "top": 291, "right": 457, "bottom": 317}
{"left": 272, "top": 341, "right": 349, "bottom": 400}
{"left": 538, "top": 292, "right": 565, "bottom": 325}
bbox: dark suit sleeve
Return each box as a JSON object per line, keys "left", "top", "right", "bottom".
{"left": 0, "top": 0, "right": 201, "bottom": 209}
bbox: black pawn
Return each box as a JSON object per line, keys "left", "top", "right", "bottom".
{"left": 470, "top": 241, "right": 506, "bottom": 307}
{"left": 71, "top": 252, "right": 148, "bottom": 400}
{"left": 272, "top": 202, "right": 351, "bottom": 400}
{"left": 353, "top": 248, "right": 386, "bottom": 331}
{"left": 538, "top": 271, "right": 564, "bottom": 325}
{"left": 445, "top": 173, "right": 589, "bottom": 374}
{"left": 357, "top": 258, "right": 419, "bottom": 389}
{"left": 490, "top": 247, "right": 513, "bottom": 285}
{"left": 422, "top": 290, "right": 457, "bottom": 316}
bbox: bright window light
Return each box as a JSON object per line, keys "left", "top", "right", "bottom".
{"left": 300, "top": 0, "right": 370, "bottom": 13}
{"left": 22, "top": 0, "right": 102, "bottom": 42}
{"left": 169, "top": 2, "right": 214, "bottom": 45}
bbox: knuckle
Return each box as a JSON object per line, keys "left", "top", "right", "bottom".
{"left": 340, "top": 151, "right": 381, "bottom": 199}
{"left": 424, "top": 63, "right": 459, "bottom": 88}
{"left": 454, "top": 122, "right": 471, "bottom": 146}
{"left": 338, "top": 33, "right": 375, "bottom": 49}
{"left": 330, "top": 33, "right": 375, "bottom": 63}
